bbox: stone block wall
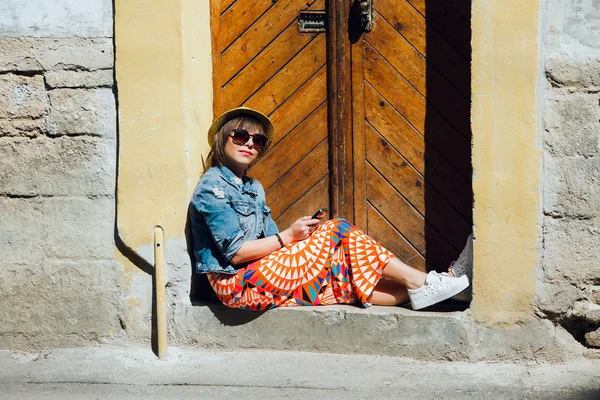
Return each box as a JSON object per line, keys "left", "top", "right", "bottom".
{"left": 0, "top": 0, "right": 122, "bottom": 349}
{"left": 537, "top": 0, "right": 600, "bottom": 348}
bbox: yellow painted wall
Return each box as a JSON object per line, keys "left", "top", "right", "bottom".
{"left": 115, "top": 0, "right": 211, "bottom": 251}
{"left": 114, "top": 0, "right": 212, "bottom": 326}
{"left": 471, "top": 0, "right": 541, "bottom": 323}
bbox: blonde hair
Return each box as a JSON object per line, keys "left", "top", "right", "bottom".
{"left": 206, "top": 115, "right": 266, "bottom": 170}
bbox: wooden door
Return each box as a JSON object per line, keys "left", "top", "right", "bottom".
{"left": 210, "top": 0, "right": 329, "bottom": 230}
{"left": 210, "top": 0, "right": 472, "bottom": 272}
{"left": 349, "top": 0, "right": 473, "bottom": 271}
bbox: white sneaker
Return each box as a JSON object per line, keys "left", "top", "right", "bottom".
{"left": 408, "top": 271, "right": 469, "bottom": 310}
{"left": 449, "top": 234, "right": 473, "bottom": 302}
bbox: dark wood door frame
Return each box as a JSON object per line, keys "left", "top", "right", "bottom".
{"left": 326, "top": 0, "right": 354, "bottom": 221}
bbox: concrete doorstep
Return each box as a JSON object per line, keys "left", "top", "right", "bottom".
{"left": 168, "top": 303, "right": 593, "bottom": 362}
{"left": 0, "top": 344, "right": 599, "bottom": 399}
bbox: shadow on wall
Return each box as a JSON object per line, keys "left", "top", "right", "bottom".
{"left": 424, "top": 0, "right": 473, "bottom": 271}
{"left": 111, "top": 0, "right": 163, "bottom": 352}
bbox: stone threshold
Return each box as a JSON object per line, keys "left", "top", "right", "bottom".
{"left": 168, "top": 301, "right": 587, "bottom": 362}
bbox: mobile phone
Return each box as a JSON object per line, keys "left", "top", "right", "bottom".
{"left": 311, "top": 208, "right": 328, "bottom": 220}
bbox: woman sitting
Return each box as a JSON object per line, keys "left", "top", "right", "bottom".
{"left": 189, "top": 107, "right": 471, "bottom": 311}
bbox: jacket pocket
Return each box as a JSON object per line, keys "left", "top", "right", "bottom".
{"left": 232, "top": 201, "right": 254, "bottom": 216}
{"left": 260, "top": 204, "right": 278, "bottom": 236}
{"left": 231, "top": 201, "right": 256, "bottom": 237}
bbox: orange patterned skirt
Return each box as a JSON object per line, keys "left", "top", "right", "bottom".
{"left": 207, "top": 219, "right": 394, "bottom": 311}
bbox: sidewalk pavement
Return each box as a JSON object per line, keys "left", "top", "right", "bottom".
{"left": 1, "top": 344, "right": 599, "bottom": 399}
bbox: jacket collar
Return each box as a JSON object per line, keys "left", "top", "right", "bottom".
{"left": 216, "top": 165, "right": 258, "bottom": 196}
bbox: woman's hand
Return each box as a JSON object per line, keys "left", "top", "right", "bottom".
{"left": 282, "top": 216, "right": 321, "bottom": 243}
{"left": 231, "top": 216, "right": 320, "bottom": 264}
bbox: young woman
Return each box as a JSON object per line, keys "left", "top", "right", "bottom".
{"left": 190, "top": 107, "right": 472, "bottom": 311}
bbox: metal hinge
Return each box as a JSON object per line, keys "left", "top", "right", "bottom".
{"left": 358, "top": 0, "right": 374, "bottom": 32}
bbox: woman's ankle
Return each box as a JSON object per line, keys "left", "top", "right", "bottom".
{"left": 405, "top": 271, "right": 427, "bottom": 290}
{"left": 381, "top": 258, "right": 428, "bottom": 290}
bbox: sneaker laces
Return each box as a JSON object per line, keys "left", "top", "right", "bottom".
{"left": 440, "top": 272, "right": 457, "bottom": 282}
{"left": 426, "top": 271, "right": 451, "bottom": 284}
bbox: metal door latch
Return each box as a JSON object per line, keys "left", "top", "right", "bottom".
{"left": 298, "top": 10, "right": 327, "bottom": 33}
{"left": 358, "top": 0, "right": 374, "bottom": 32}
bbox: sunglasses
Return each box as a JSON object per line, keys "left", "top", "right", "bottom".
{"left": 231, "top": 129, "right": 268, "bottom": 151}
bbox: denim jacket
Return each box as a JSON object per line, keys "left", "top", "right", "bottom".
{"left": 190, "top": 165, "right": 279, "bottom": 274}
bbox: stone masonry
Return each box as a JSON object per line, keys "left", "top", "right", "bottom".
{"left": 537, "top": 0, "right": 600, "bottom": 348}
{"left": 0, "top": 0, "right": 121, "bottom": 348}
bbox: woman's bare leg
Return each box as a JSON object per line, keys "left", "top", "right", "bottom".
{"left": 367, "top": 257, "right": 428, "bottom": 305}
{"left": 368, "top": 278, "right": 409, "bottom": 306}
{"left": 381, "top": 257, "right": 428, "bottom": 290}
{"left": 372, "top": 257, "right": 468, "bottom": 308}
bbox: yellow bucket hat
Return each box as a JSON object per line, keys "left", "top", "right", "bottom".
{"left": 208, "top": 107, "right": 275, "bottom": 151}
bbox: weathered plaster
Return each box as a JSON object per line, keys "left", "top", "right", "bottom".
{"left": 114, "top": 0, "right": 212, "bottom": 337}
{"left": 0, "top": 0, "right": 112, "bottom": 38}
{"left": 545, "top": 0, "right": 600, "bottom": 55}
{"left": 471, "top": 0, "right": 542, "bottom": 323}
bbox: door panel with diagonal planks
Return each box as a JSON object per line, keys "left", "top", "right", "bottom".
{"left": 210, "top": 0, "right": 329, "bottom": 227}
{"left": 210, "top": 0, "right": 472, "bottom": 272}
{"left": 351, "top": 0, "right": 472, "bottom": 272}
